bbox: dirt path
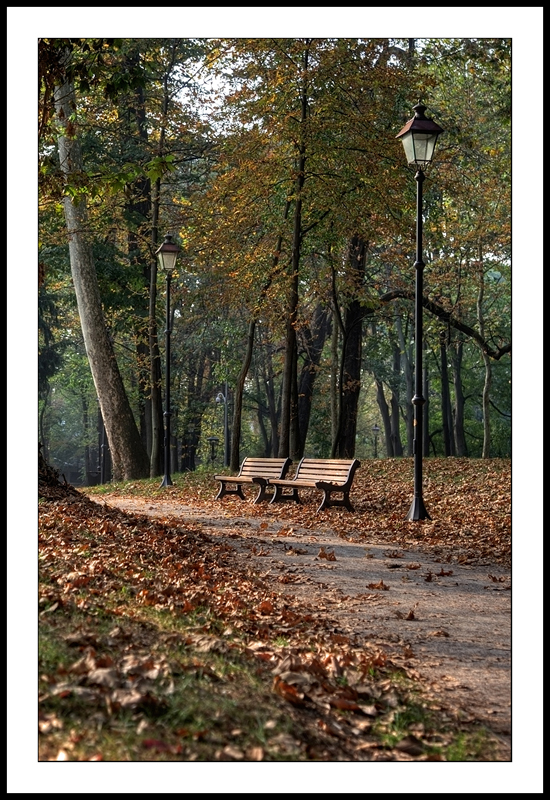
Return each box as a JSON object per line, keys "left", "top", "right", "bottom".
{"left": 92, "top": 495, "right": 511, "bottom": 758}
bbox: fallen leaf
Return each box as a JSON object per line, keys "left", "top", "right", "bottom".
{"left": 329, "top": 697, "right": 360, "bottom": 711}
{"left": 273, "top": 676, "right": 305, "bottom": 705}
{"left": 142, "top": 739, "right": 170, "bottom": 751}
{"left": 86, "top": 668, "right": 118, "bottom": 688}
{"left": 358, "top": 704, "right": 378, "bottom": 717}
{"left": 367, "top": 580, "right": 390, "bottom": 590}
{"left": 38, "top": 713, "right": 63, "bottom": 734}
{"left": 317, "top": 718, "right": 344, "bottom": 737}
{"left": 285, "top": 545, "right": 308, "bottom": 555}
{"left": 395, "top": 735, "right": 425, "bottom": 755}
{"left": 220, "top": 745, "right": 244, "bottom": 760}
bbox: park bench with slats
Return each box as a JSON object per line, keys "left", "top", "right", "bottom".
{"left": 214, "top": 457, "right": 292, "bottom": 504}
{"left": 268, "top": 457, "right": 361, "bottom": 512}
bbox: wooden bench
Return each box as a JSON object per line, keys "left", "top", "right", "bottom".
{"left": 214, "top": 457, "right": 292, "bottom": 504}
{"left": 268, "top": 458, "right": 361, "bottom": 512}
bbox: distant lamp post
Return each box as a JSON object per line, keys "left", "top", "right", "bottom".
{"left": 156, "top": 234, "right": 181, "bottom": 488}
{"left": 372, "top": 424, "right": 380, "bottom": 458}
{"left": 207, "top": 436, "right": 219, "bottom": 464}
{"left": 215, "top": 383, "right": 230, "bottom": 467}
{"left": 396, "top": 103, "right": 444, "bottom": 521}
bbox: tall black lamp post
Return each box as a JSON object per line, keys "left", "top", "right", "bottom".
{"left": 156, "top": 234, "right": 180, "bottom": 488}
{"left": 396, "top": 103, "right": 443, "bottom": 521}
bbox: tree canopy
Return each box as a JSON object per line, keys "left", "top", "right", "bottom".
{"left": 38, "top": 36, "right": 512, "bottom": 483}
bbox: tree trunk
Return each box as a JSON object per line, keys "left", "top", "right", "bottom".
{"left": 149, "top": 43, "right": 180, "bottom": 475}
{"left": 279, "top": 203, "right": 302, "bottom": 459}
{"left": 422, "top": 340, "right": 430, "bottom": 457}
{"left": 149, "top": 178, "right": 165, "bottom": 477}
{"left": 333, "top": 235, "right": 367, "bottom": 458}
{"left": 82, "top": 395, "right": 91, "bottom": 483}
{"left": 389, "top": 391, "right": 404, "bottom": 457}
{"left": 439, "top": 330, "right": 456, "bottom": 456}
{"left": 395, "top": 313, "right": 413, "bottom": 455}
{"left": 476, "top": 251, "right": 492, "bottom": 458}
{"left": 375, "top": 377, "right": 393, "bottom": 457}
{"left": 122, "top": 60, "right": 160, "bottom": 472}
{"left": 39, "top": 386, "right": 51, "bottom": 462}
{"left": 330, "top": 308, "right": 339, "bottom": 452}
{"left": 54, "top": 69, "right": 149, "bottom": 481}
{"left": 451, "top": 339, "right": 468, "bottom": 456}
{"left": 279, "top": 45, "right": 309, "bottom": 460}
{"left": 136, "top": 337, "right": 152, "bottom": 454}
{"left": 295, "top": 305, "right": 330, "bottom": 458}
{"left": 263, "top": 344, "right": 280, "bottom": 459}
{"left": 230, "top": 320, "right": 256, "bottom": 471}
{"left": 254, "top": 370, "right": 271, "bottom": 457}
{"left": 480, "top": 351, "right": 492, "bottom": 458}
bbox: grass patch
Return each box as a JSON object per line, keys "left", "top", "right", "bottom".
{"left": 445, "top": 730, "right": 497, "bottom": 762}
{"left": 39, "top": 600, "right": 300, "bottom": 762}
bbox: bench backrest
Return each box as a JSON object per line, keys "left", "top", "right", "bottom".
{"left": 239, "top": 457, "right": 292, "bottom": 479}
{"left": 294, "top": 458, "right": 361, "bottom": 484}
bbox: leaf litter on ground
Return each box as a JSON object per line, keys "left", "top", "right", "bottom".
{"left": 39, "top": 457, "right": 511, "bottom": 762}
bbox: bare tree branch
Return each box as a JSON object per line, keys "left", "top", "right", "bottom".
{"left": 380, "top": 290, "right": 511, "bottom": 361}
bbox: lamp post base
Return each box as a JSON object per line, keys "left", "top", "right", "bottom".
{"left": 406, "top": 496, "right": 431, "bottom": 521}
{"left": 159, "top": 475, "right": 173, "bottom": 488}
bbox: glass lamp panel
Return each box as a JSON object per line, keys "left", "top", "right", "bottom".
{"left": 158, "top": 250, "right": 178, "bottom": 273}
{"left": 400, "top": 132, "right": 416, "bottom": 165}
{"left": 412, "top": 132, "right": 437, "bottom": 165}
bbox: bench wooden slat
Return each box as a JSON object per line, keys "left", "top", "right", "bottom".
{"left": 214, "top": 457, "right": 292, "bottom": 503}
{"left": 268, "top": 458, "right": 361, "bottom": 512}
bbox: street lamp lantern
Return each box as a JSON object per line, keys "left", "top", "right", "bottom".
{"left": 396, "top": 103, "right": 444, "bottom": 169}
{"left": 156, "top": 233, "right": 180, "bottom": 274}
{"left": 156, "top": 234, "right": 181, "bottom": 488}
{"left": 396, "top": 104, "right": 444, "bottom": 521}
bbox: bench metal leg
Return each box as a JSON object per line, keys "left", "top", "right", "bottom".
{"left": 269, "top": 485, "right": 301, "bottom": 505}
{"left": 215, "top": 483, "right": 246, "bottom": 501}
{"left": 253, "top": 484, "right": 272, "bottom": 504}
{"left": 317, "top": 491, "right": 354, "bottom": 513}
